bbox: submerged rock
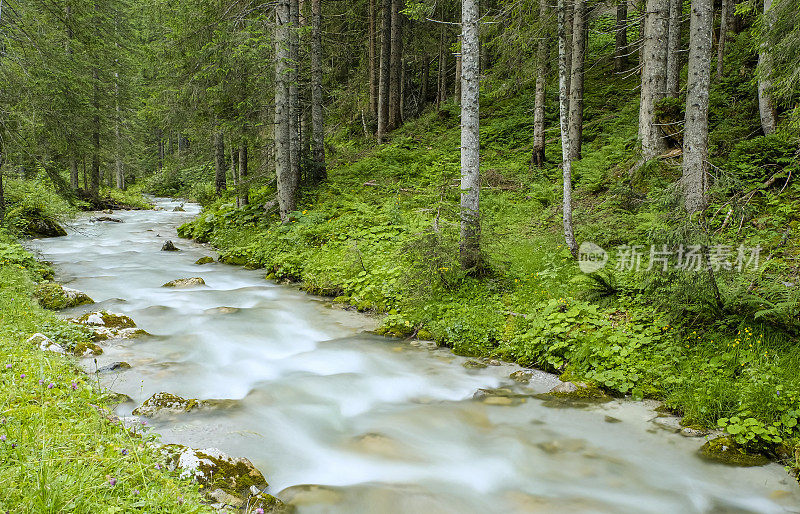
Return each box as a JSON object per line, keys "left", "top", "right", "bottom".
{"left": 26, "top": 333, "right": 66, "bottom": 354}
{"left": 204, "top": 306, "right": 240, "bottom": 315}
{"left": 162, "top": 277, "right": 206, "bottom": 288}
{"left": 472, "top": 388, "right": 529, "bottom": 406}
{"left": 195, "top": 256, "right": 215, "bottom": 265}
{"left": 161, "top": 444, "right": 289, "bottom": 511}
{"left": 133, "top": 392, "right": 238, "bottom": 418}
{"left": 161, "top": 240, "right": 179, "bottom": 251}
{"left": 699, "top": 436, "right": 770, "bottom": 467}
{"left": 509, "top": 370, "right": 534, "bottom": 383}
{"left": 462, "top": 359, "right": 487, "bottom": 369}
{"left": 93, "top": 216, "right": 123, "bottom": 223}
{"left": 96, "top": 361, "right": 131, "bottom": 373}
{"left": 34, "top": 283, "right": 94, "bottom": 310}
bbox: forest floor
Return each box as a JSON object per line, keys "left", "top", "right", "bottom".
{"left": 172, "top": 72, "right": 800, "bottom": 477}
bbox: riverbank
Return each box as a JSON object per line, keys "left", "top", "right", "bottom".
{"left": 175, "top": 99, "right": 800, "bottom": 478}
{"left": 0, "top": 227, "right": 212, "bottom": 511}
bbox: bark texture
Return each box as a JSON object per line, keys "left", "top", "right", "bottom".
{"left": 682, "top": 0, "right": 712, "bottom": 213}
{"left": 665, "top": 0, "right": 682, "bottom": 97}
{"left": 238, "top": 141, "right": 249, "bottom": 207}
{"left": 388, "top": 0, "right": 403, "bottom": 130}
{"left": 558, "top": 0, "right": 578, "bottom": 258}
{"left": 214, "top": 131, "right": 226, "bottom": 196}
{"left": 368, "top": 0, "right": 378, "bottom": 115}
{"left": 460, "top": 0, "right": 481, "bottom": 271}
{"left": 568, "top": 0, "right": 586, "bottom": 161}
{"left": 532, "top": 0, "right": 549, "bottom": 168}
{"left": 376, "top": 0, "right": 391, "bottom": 140}
{"left": 639, "top": 0, "right": 669, "bottom": 161}
{"left": 716, "top": 0, "right": 729, "bottom": 80}
{"left": 275, "top": 0, "right": 296, "bottom": 220}
{"left": 614, "top": 0, "right": 628, "bottom": 72}
{"left": 311, "top": 0, "right": 326, "bottom": 181}
{"left": 757, "top": 0, "right": 777, "bottom": 135}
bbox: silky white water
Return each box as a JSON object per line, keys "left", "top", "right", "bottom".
{"left": 28, "top": 199, "right": 800, "bottom": 513}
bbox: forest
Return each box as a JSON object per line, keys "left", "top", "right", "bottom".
{"left": 0, "top": 0, "right": 799, "bottom": 511}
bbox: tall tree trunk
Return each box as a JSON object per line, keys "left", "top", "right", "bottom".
{"left": 230, "top": 141, "right": 239, "bottom": 186}
{"left": 558, "top": 0, "right": 579, "bottom": 258}
{"left": 388, "top": 0, "right": 403, "bottom": 130}
{"left": 91, "top": 67, "right": 100, "bottom": 198}
{"left": 757, "top": 0, "right": 777, "bottom": 135}
{"left": 454, "top": 53, "right": 462, "bottom": 105}
{"left": 682, "top": 0, "right": 712, "bottom": 212}
{"left": 376, "top": 0, "right": 391, "bottom": 140}
{"left": 531, "top": 0, "right": 549, "bottom": 169}
{"left": 311, "top": 0, "right": 326, "bottom": 181}
{"left": 214, "top": 131, "right": 226, "bottom": 196}
{"left": 238, "top": 141, "right": 249, "bottom": 207}
{"left": 436, "top": 26, "right": 447, "bottom": 108}
{"left": 289, "top": 0, "right": 300, "bottom": 184}
{"left": 568, "top": 0, "right": 586, "bottom": 161}
{"left": 460, "top": 0, "right": 481, "bottom": 271}
{"left": 83, "top": 157, "right": 87, "bottom": 191}
{"left": 639, "top": 0, "right": 669, "bottom": 161}
{"left": 114, "top": 41, "right": 124, "bottom": 190}
{"left": 637, "top": 1, "right": 646, "bottom": 66}
{"left": 665, "top": 0, "right": 682, "bottom": 97}
{"left": 369, "top": 0, "right": 378, "bottom": 116}
{"left": 275, "top": 0, "right": 296, "bottom": 220}
{"left": 716, "top": 0, "right": 729, "bottom": 80}
{"left": 614, "top": 0, "right": 628, "bottom": 72}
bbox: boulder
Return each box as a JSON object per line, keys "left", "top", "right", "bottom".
{"left": 472, "top": 387, "right": 529, "bottom": 406}
{"left": 73, "top": 342, "right": 103, "bottom": 357}
{"left": 195, "top": 256, "right": 215, "bottom": 265}
{"left": 547, "top": 381, "right": 608, "bottom": 400}
{"left": 509, "top": 370, "right": 534, "bottom": 383}
{"left": 26, "top": 333, "right": 66, "bottom": 354}
{"left": 132, "top": 392, "right": 238, "bottom": 418}
{"left": 34, "top": 283, "right": 94, "bottom": 310}
{"left": 96, "top": 361, "right": 132, "bottom": 373}
{"left": 73, "top": 310, "right": 136, "bottom": 328}
{"left": 160, "top": 444, "right": 289, "bottom": 511}
{"left": 93, "top": 216, "right": 123, "bottom": 223}
{"left": 698, "top": 436, "right": 770, "bottom": 467}
{"left": 27, "top": 215, "right": 67, "bottom": 238}
{"left": 89, "top": 327, "right": 149, "bottom": 342}
{"left": 162, "top": 277, "right": 206, "bottom": 288}
{"left": 173, "top": 205, "right": 186, "bottom": 212}
{"left": 161, "top": 240, "right": 179, "bottom": 251}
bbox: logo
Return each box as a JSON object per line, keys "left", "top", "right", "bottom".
{"left": 578, "top": 242, "right": 608, "bottom": 273}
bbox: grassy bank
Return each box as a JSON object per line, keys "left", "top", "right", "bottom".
{"left": 0, "top": 189, "right": 208, "bottom": 511}
{"left": 175, "top": 67, "right": 800, "bottom": 473}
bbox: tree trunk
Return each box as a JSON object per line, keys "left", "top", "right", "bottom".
{"left": 639, "top": 0, "right": 669, "bottom": 161}
{"left": 114, "top": 57, "right": 124, "bottom": 190}
{"left": 531, "top": 0, "right": 549, "bottom": 168}
{"left": 682, "top": 0, "right": 712, "bottom": 213}
{"left": 214, "top": 131, "right": 226, "bottom": 196}
{"left": 638, "top": 1, "right": 646, "bottom": 66}
{"left": 311, "top": 0, "right": 326, "bottom": 181}
{"left": 238, "top": 141, "right": 249, "bottom": 207}
{"left": 716, "top": 0, "right": 729, "bottom": 80}
{"left": 377, "top": 0, "right": 391, "bottom": 140}
{"left": 436, "top": 26, "right": 447, "bottom": 108}
{"left": 369, "top": 0, "right": 378, "bottom": 116}
{"left": 91, "top": 67, "right": 101, "bottom": 198}
{"left": 388, "top": 0, "right": 403, "bottom": 130}
{"left": 454, "top": 53, "right": 462, "bottom": 105}
{"left": 558, "top": 0, "right": 579, "bottom": 258}
{"left": 614, "top": 1, "right": 628, "bottom": 72}
{"left": 757, "top": 0, "right": 777, "bottom": 135}
{"left": 230, "top": 142, "right": 239, "bottom": 186}
{"left": 289, "top": 0, "right": 300, "bottom": 184}
{"left": 665, "top": 0, "right": 682, "bottom": 97}
{"left": 568, "top": 0, "right": 586, "bottom": 161}
{"left": 275, "top": 0, "right": 296, "bottom": 220}
{"left": 460, "top": 0, "right": 481, "bottom": 271}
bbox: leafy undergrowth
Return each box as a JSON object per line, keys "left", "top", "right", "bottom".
{"left": 177, "top": 79, "right": 800, "bottom": 474}
{"left": 0, "top": 230, "right": 208, "bottom": 512}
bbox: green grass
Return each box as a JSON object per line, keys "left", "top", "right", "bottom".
{"left": 0, "top": 230, "right": 208, "bottom": 512}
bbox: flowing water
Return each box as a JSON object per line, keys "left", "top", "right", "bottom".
{"left": 28, "top": 199, "right": 800, "bottom": 513}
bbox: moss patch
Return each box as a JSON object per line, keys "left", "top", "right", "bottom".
{"left": 699, "top": 436, "right": 771, "bottom": 467}
{"left": 34, "top": 283, "right": 94, "bottom": 310}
